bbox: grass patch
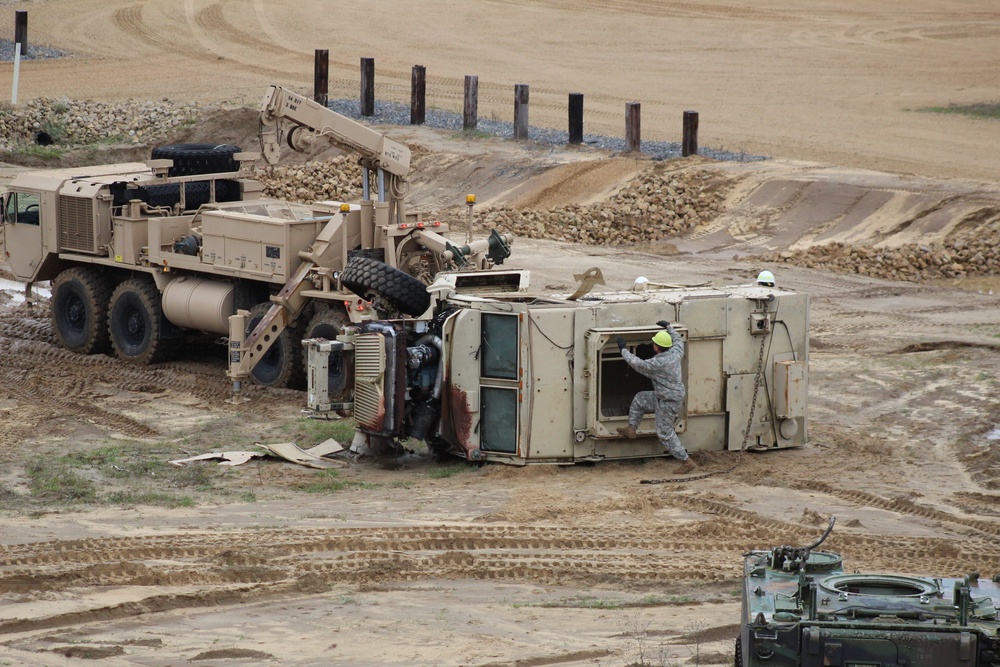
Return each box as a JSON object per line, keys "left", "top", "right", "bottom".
{"left": 40, "top": 118, "right": 67, "bottom": 142}
{"left": 918, "top": 102, "right": 1000, "bottom": 119}
{"left": 299, "top": 469, "right": 378, "bottom": 493}
{"left": 279, "top": 417, "right": 357, "bottom": 445}
{"left": 20, "top": 441, "right": 223, "bottom": 509}
{"left": 106, "top": 491, "right": 195, "bottom": 508}
{"left": 96, "top": 134, "right": 130, "bottom": 145}
{"left": 11, "top": 145, "right": 65, "bottom": 159}
{"left": 27, "top": 461, "right": 97, "bottom": 503}
{"left": 425, "top": 464, "right": 470, "bottom": 479}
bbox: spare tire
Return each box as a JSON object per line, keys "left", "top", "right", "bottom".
{"left": 151, "top": 143, "right": 241, "bottom": 177}
{"left": 341, "top": 256, "right": 431, "bottom": 317}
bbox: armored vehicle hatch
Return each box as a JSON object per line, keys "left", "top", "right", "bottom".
{"left": 739, "top": 519, "right": 1000, "bottom": 666}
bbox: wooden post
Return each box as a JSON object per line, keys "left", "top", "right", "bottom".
{"left": 568, "top": 93, "right": 584, "bottom": 145}
{"left": 14, "top": 11, "right": 27, "bottom": 57}
{"left": 360, "top": 57, "right": 375, "bottom": 116}
{"left": 463, "top": 75, "right": 479, "bottom": 130}
{"left": 410, "top": 65, "right": 426, "bottom": 125}
{"left": 513, "top": 84, "right": 529, "bottom": 140}
{"left": 625, "top": 102, "right": 641, "bottom": 153}
{"left": 313, "top": 49, "right": 329, "bottom": 107}
{"left": 682, "top": 110, "right": 699, "bottom": 157}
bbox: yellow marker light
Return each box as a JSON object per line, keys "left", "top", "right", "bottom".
{"left": 466, "top": 194, "right": 476, "bottom": 204}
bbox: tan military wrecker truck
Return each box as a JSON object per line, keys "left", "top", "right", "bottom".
{"left": 0, "top": 85, "right": 514, "bottom": 388}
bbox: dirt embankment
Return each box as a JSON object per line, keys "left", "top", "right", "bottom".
{"left": 0, "top": 94, "right": 998, "bottom": 667}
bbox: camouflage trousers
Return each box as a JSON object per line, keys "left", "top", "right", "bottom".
{"left": 628, "top": 391, "right": 689, "bottom": 461}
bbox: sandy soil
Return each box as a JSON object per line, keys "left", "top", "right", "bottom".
{"left": 1, "top": 135, "right": 999, "bottom": 664}
{"left": 0, "top": 0, "right": 999, "bottom": 183}
{"left": 0, "top": 2, "right": 999, "bottom": 666}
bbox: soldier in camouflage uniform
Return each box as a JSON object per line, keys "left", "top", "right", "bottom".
{"left": 616, "top": 321, "right": 697, "bottom": 474}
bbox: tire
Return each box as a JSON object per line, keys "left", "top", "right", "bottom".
{"left": 304, "top": 307, "right": 351, "bottom": 342}
{"left": 151, "top": 143, "right": 241, "bottom": 177}
{"left": 50, "top": 267, "right": 113, "bottom": 354}
{"left": 108, "top": 278, "right": 167, "bottom": 364}
{"left": 340, "top": 256, "right": 431, "bottom": 317}
{"left": 245, "top": 303, "right": 304, "bottom": 389}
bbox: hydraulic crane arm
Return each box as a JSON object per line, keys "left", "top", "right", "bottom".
{"left": 258, "top": 84, "right": 411, "bottom": 226}
{"left": 258, "top": 85, "right": 410, "bottom": 177}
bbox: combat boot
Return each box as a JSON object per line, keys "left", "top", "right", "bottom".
{"left": 616, "top": 425, "right": 637, "bottom": 439}
{"left": 675, "top": 458, "right": 698, "bottom": 475}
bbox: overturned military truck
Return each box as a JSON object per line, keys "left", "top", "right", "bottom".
{"left": 299, "top": 272, "right": 809, "bottom": 465}
{"left": 739, "top": 521, "right": 1000, "bottom": 666}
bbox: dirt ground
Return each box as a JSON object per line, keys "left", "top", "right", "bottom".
{"left": 2, "top": 0, "right": 1000, "bottom": 183}
{"left": 1, "top": 2, "right": 1000, "bottom": 666}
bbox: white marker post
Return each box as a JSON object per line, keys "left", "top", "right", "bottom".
{"left": 11, "top": 42, "right": 21, "bottom": 105}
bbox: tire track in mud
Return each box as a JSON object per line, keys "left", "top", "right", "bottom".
{"left": 107, "top": 0, "right": 297, "bottom": 78}
{"left": 0, "top": 366, "right": 155, "bottom": 439}
{"left": 0, "top": 522, "right": 750, "bottom": 636}
{"left": 194, "top": 0, "right": 286, "bottom": 55}
{"left": 790, "top": 480, "right": 1000, "bottom": 538}
{"left": 656, "top": 491, "right": 1000, "bottom": 574}
{"left": 3, "top": 505, "right": 998, "bottom": 637}
{"left": 111, "top": 3, "right": 176, "bottom": 52}
{"left": 950, "top": 492, "right": 1000, "bottom": 517}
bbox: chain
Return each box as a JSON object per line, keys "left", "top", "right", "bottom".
{"left": 641, "top": 323, "right": 770, "bottom": 485}
{"left": 741, "top": 330, "right": 769, "bottom": 452}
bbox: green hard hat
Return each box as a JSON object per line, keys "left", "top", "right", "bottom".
{"left": 652, "top": 330, "right": 673, "bottom": 348}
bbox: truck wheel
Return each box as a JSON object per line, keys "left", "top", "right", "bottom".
{"left": 51, "top": 267, "right": 113, "bottom": 354}
{"left": 246, "top": 303, "right": 304, "bottom": 389}
{"left": 108, "top": 278, "right": 167, "bottom": 364}
{"left": 341, "top": 256, "right": 431, "bottom": 317}
{"left": 305, "top": 308, "right": 351, "bottom": 342}
{"left": 151, "top": 143, "right": 241, "bottom": 177}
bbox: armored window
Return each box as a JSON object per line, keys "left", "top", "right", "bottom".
{"left": 8, "top": 191, "right": 40, "bottom": 225}
{"left": 479, "top": 386, "right": 517, "bottom": 453}
{"left": 480, "top": 313, "right": 518, "bottom": 380}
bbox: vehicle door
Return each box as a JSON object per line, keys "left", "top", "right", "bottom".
{"left": 2, "top": 190, "right": 44, "bottom": 280}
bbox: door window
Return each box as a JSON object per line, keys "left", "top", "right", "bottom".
{"left": 7, "top": 192, "right": 40, "bottom": 225}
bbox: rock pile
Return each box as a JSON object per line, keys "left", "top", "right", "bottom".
{"left": 258, "top": 158, "right": 732, "bottom": 246}
{"left": 757, "top": 236, "right": 1000, "bottom": 282}
{"left": 255, "top": 157, "right": 363, "bottom": 203}
{"left": 0, "top": 98, "right": 201, "bottom": 149}
{"left": 468, "top": 168, "right": 731, "bottom": 245}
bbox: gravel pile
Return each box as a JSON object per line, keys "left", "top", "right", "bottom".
{"left": 259, "top": 158, "right": 731, "bottom": 246}
{"left": 756, "top": 235, "right": 1000, "bottom": 282}
{"left": 0, "top": 38, "right": 65, "bottom": 61}
{"left": 0, "top": 97, "right": 202, "bottom": 150}
{"left": 328, "top": 99, "right": 767, "bottom": 164}
{"left": 255, "top": 156, "right": 362, "bottom": 202}
{"left": 463, "top": 167, "right": 730, "bottom": 244}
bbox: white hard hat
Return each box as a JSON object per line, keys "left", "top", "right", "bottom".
{"left": 632, "top": 276, "right": 649, "bottom": 291}
{"left": 757, "top": 270, "right": 775, "bottom": 286}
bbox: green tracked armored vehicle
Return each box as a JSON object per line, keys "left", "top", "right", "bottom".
{"left": 739, "top": 520, "right": 1000, "bottom": 667}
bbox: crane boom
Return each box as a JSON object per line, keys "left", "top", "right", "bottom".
{"left": 259, "top": 85, "right": 410, "bottom": 177}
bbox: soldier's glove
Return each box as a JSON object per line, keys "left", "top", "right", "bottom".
{"left": 615, "top": 336, "right": 626, "bottom": 352}
{"left": 656, "top": 320, "right": 670, "bottom": 329}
